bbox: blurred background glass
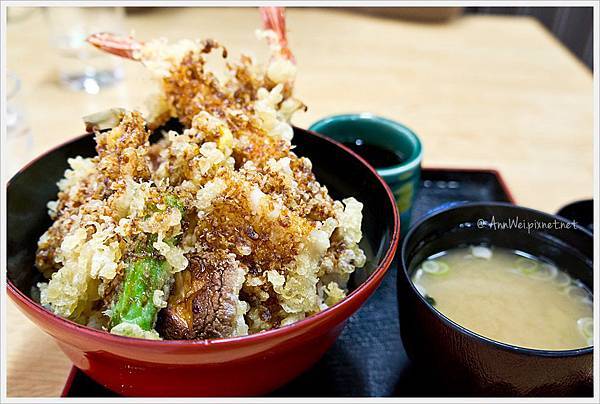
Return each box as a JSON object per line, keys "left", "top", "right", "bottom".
{"left": 6, "top": 72, "right": 33, "bottom": 179}
{"left": 44, "top": 7, "right": 126, "bottom": 94}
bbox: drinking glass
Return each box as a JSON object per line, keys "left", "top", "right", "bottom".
{"left": 6, "top": 72, "right": 34, "bottom": 179}
{"left": 45, "top": 7, "right": 126, "bottom": 93}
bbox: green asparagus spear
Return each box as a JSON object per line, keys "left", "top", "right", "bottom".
{"left": 109, "top": 195, "right": 183, "bottom": 334}
{"left": 109, "top": 257, "right": 170, "bottom": 331}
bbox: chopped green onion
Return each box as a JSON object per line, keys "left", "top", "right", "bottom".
{"left": 422, "top": 260, "right": 450, "bottom": 275}
{"left": 577, "top": 317, "right": 593, "bottom": 340}
{"left": 553, "top": 271, "right": 571, "bottom": 288}
{"left": 412, "top": 268, "right": 424, "bottom": 283}
{"left": 515, "top": 257, "right": 539, "bottom": 274}
{"left": 565, "top": 285, "right": 589, "bottom": 301}
{"left": 530, "top": 263, "right": 558, "bottom": 281}
{"left": 470, "top": 246, "right": 492, "bottom": 260}
{"left": 582, "top": 296, "right": 593, "bottom": 308}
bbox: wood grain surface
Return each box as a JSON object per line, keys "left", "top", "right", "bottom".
{"left": 5, "top": 7, "right": 593, "bottom": 397}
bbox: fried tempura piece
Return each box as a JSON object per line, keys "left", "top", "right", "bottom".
{"left": 156, "top": 251, "right": 248, "bottom": 339}
{"left": 35, "top": 111, "right": 150, "bottom": 278}
{"left": 37, "top": 9, "right": 366, "bottom": 340}
{"left": 36, "top": 112, "right": 159, "bottom": 324}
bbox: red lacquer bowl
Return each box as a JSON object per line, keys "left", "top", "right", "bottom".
{"left": 7, "top": 127, "right": 400, "bottom": 397}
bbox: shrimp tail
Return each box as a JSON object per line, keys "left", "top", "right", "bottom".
{"left": 259, "top": 6, "right": 295, "bottom": 63}
{"left": 86, "top": 32, "right": 145, "bottom": 60}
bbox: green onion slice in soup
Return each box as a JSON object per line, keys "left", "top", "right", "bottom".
{"left": 422, "top": 260, "right": 450, "bottom": 275}
{"left": 515, "top": 257, "right": 539, "bottom": 275}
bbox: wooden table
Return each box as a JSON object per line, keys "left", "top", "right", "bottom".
{"left": 5, "top": 7, "right": 593, "bottom": 397}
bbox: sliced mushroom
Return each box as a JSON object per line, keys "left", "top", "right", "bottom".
{"left": 156, "top": 251, "right": 247, "bottom": 339}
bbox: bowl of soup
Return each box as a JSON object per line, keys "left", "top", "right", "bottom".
{"left": 397, "top": 202, "right": 593, "bottom": 396}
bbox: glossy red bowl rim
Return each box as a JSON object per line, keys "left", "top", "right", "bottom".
{"left": 7, "top": 127, "right": 400, "bottom": 348}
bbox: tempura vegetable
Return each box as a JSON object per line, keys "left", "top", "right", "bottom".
{"left": 35, "top": 8, "right": 366, "bottom": 340}
{"left": 109, "top": 257, "right": 170, "bottom": 337}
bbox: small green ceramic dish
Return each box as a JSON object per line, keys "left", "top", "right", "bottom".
{"left": 309, "top": 113, "right": 423, "bottom": 234}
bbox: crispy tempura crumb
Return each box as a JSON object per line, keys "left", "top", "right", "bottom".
{"left": 36, "top": 33, "right": 365, "bottom": 340}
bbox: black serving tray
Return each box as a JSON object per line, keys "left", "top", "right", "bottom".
{"left": 62, "top": 168, "right": 514, "bottom": 398}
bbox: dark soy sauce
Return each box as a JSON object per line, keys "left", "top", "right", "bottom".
{"left": 343, "top": 139, "right": 406, "bottom": 168}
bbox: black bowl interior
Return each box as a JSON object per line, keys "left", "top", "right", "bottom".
{"left": 7, "top": 126, "right": 396, "bottom": 298}
{"left": 403, "top": 202, "right": 594, "bottom": 306}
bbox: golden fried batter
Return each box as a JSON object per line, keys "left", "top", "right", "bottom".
{"left": 36, "top": 28, "right": 365, "bottom": 340}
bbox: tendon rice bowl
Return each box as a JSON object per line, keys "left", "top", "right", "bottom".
{"left": 34, "top": 21, "right": 366, "bottom": 341}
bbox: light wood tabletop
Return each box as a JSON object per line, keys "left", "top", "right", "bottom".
{"left": 5, "top": 7, "right": 594, "bottom": 397}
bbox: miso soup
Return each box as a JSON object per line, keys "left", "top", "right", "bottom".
{"left": 411, "top": 246, "right": 593, "bottom": 350}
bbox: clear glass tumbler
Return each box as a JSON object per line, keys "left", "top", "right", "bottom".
{"left": 6, "top": 72, "right": 34, "bottom": 179}
{"left": 45, "top": 7, "right": 126, "bottom": 94}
